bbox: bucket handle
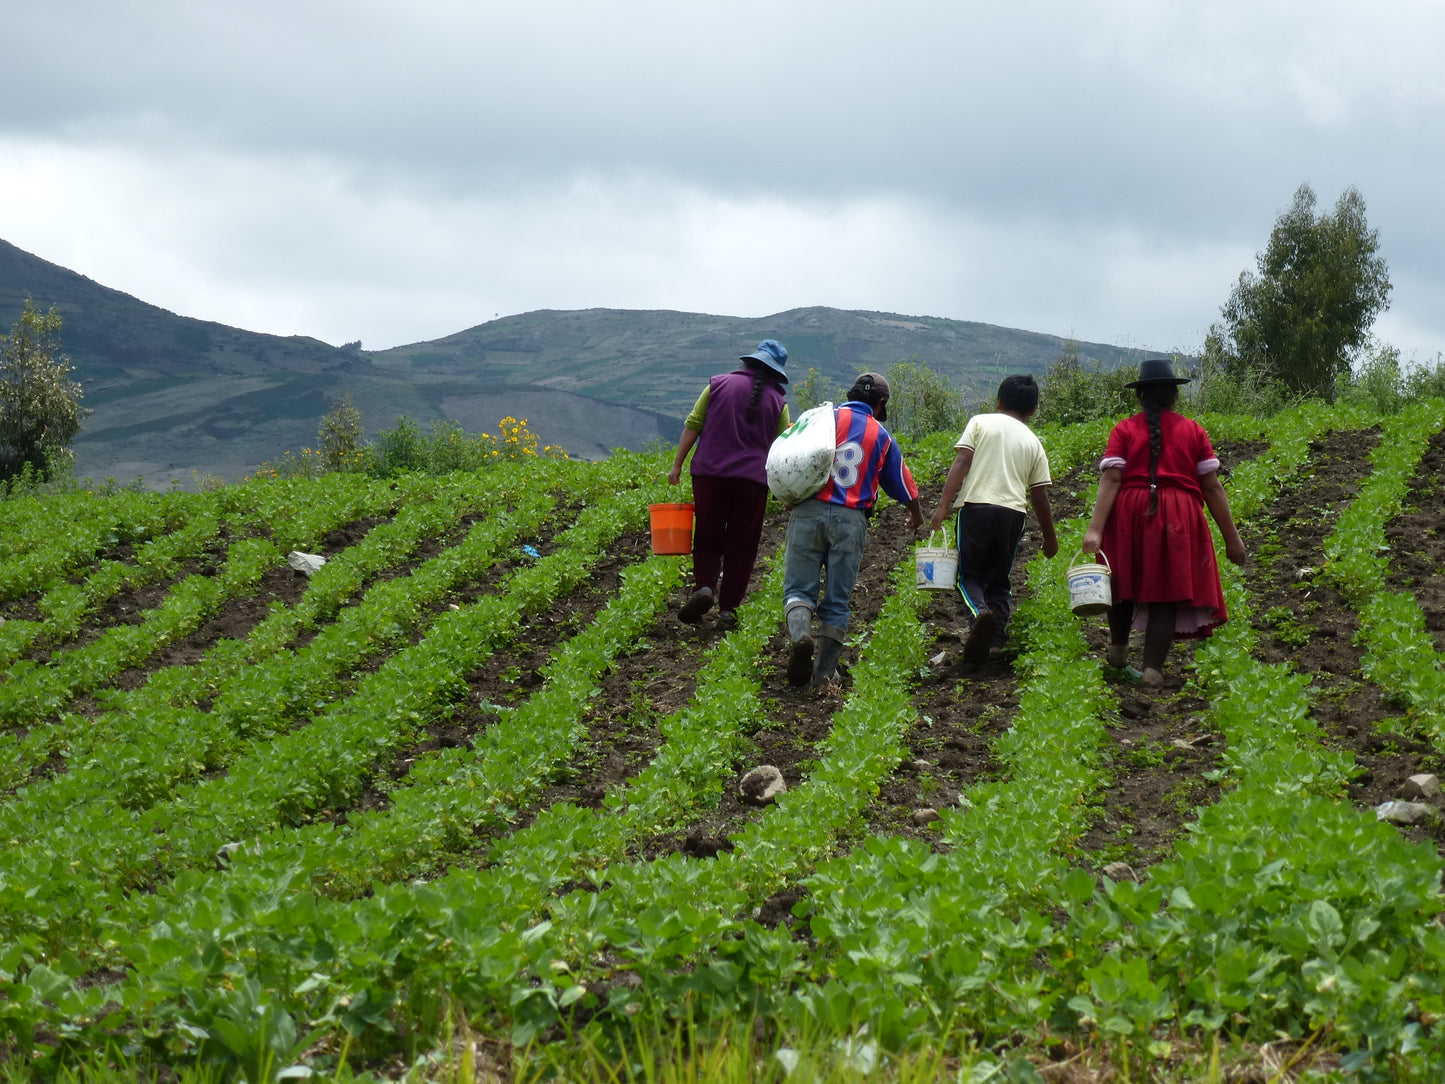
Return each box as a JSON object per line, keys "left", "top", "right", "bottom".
{"left": 922, "top": 525, "right": 952, "bottom": 550}
{"left": 1076, "top": 548, "right": 1110, "bottom": 572}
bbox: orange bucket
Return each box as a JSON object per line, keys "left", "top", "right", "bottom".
{"left": 648, "top": 502, "right": 694, "bottom": 555}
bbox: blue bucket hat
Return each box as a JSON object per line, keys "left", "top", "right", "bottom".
{"left": 740, "top": 339, "right": 789, "bottom": 383}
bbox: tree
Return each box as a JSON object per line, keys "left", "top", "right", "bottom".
{"left": 317, "top": 391, "right": 364, "bottom": 470}
{"left": 0, "top": 299, "right": 90, "bottom": 483}
{"left": 1212, "top": 183, "right": 1390, "bottom": 402}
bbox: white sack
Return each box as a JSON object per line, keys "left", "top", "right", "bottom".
{"left": 766, "top": 402, "right": 836, "bottom": 505}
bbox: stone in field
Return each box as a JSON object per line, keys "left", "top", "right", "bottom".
{"left": 738, "top": 765, "right": 786, "bottom": 806}
{"left": 1375, "top": 800, "right": 1435, "bottom": 825}
{"left": 1402, "top": 774, "right": 1442, "bottom": 801}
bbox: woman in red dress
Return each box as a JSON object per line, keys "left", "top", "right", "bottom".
{"left": 1081, "top": 358, "right": 1246, "bottom": 685}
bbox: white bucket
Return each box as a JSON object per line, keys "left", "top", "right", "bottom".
{"left": 915, "top": 530, "right": 958, "bottom": 590}
{"left": 1067, "top": 550, "right": 1112, "bottom": 616}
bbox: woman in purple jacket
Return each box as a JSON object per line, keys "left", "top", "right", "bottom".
{"left": 667, "top": 339, "right": 792, "bottom": 627}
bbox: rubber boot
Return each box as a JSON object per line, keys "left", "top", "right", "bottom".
{"left": 811, "top": 627, "right": 846, "bottom": 688}
{"left": 785, "top": 603, "right": 814, "bottom": 686}
{"left": 962, "top": 610, "right": 996, "bottom": 664}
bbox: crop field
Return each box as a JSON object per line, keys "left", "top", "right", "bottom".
{"left": 2, "top": 401, "right": 1445, "bottom": 1082}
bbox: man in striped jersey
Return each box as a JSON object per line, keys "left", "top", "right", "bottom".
{"left": 783, "top": 372, "right": 924, "bottom": 689}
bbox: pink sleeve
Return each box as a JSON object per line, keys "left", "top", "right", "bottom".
{"left": 1100, "top": 420, "right": 1129, "bottom": 471}
{"left": 1195, "top": 423, "right": 1219, "bottom": 475}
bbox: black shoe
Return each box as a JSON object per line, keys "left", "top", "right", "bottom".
{"left": 787, "top": 636, "right": 815, "bottom": 686}
{"left": 679, "top": 587, "right": 714, "bottom": 624}
{"left": 963, "top": 610, "right": 996, "bottom": 663}
{"left": 717, "top": 609, "right": 737, "bottom": 630}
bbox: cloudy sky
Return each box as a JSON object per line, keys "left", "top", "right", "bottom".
{"left": 2, "top": 1, "right": 1441, "bottom": 364}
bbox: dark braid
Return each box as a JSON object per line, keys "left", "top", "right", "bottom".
{"left": 746, "top": 366, "right": 766, "bottom": 423}
{"left": 742, "top": 358, "right": 783, "bottom": 422}
{"left": 1137, "top": 384, "right": 1179, "bottom": 515}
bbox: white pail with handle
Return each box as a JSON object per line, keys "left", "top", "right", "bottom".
{"left": 1067, "top": 550, "right": 1112, "bottom": 616}
{"left": 915, "top": 530, "right": 958, "bottom": 590}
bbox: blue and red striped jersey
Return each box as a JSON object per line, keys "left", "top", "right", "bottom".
{"left": 813, "top": 402, "right": 919, "bottom": 511}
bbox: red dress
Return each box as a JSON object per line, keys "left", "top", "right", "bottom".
{"left": 1098, "top": 411, "right": 1227, "bottom": 638}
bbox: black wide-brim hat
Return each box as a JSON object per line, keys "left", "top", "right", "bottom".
{"left": 1125, "top": 358, "right": 1191, "bottom": 388}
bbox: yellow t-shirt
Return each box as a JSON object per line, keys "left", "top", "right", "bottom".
{"left": 951, "top": 413, "right": 1051, "bottom": 514}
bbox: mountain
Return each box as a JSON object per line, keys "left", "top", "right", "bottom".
{"left": 0, "top": 239, "right": 1150, "bottom": 487}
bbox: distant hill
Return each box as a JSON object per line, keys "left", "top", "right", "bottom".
{"left": 0, "top": 238, "right": 1152, "bottom": 487}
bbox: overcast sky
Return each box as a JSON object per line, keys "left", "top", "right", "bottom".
{"left": 3, "top": 1, "right": 1442, "bottom": 365}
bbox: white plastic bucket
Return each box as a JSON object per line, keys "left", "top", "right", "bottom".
{"left": 1067, "top": 551, "right": 1112, "bottom": 616}
{"left": 915, "top": 530, "right": 958, "bottom": 590}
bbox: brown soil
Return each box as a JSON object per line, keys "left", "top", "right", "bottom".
{"left": 1386, "top": 429, "right": 1445, "bottom": 653}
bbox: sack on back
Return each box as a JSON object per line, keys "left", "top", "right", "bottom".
{"left": 766, "top": 402, "right": 835, "bottom": 506}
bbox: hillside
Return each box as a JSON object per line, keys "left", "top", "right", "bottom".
{"left": 368, "top": 306, "right": 1149, "bottom": 422}
{"left": 1, "top": 238, "right": 1149, "bottom": 486}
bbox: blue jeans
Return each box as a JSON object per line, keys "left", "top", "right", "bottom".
{"left": 783, "top": 500, "right": 868, "bottom": 634}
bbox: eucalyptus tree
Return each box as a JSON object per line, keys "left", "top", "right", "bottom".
{"left": 1206, "top": 183, "right": 1391, "bottom": 403}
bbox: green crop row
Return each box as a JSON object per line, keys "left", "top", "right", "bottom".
{"left": 761, "top": 515, "right": 1109, "bottom": 1048}
{"left": 0, "top": 468, "right": 545, "bottom": 797}
{"left": 1323, "top": 401, "right": 1445, "bottom": 743}
{"left": 0, "top": 471, "right": 421, "bottom": 729}
{"left": 0, "top": 481, "right": 644, "bottom": 958}
{"left": 0, "top": 495, "right": 230, "bottom": 669}
{"left": 60, "top": 552, "right": 783, "bottom": 1072}
{"left": 208, "top": 550, "right": 683, "bottom": 896}
{"left": 0, "top": 488, "right": 191, "bottom": 601}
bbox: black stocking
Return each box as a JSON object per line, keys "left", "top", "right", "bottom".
{"left": 1108, "top": 601, "right": 1133, "bottom": 646}
{"left": 1142, "top": 603, "right": 1177, "bottom": 672}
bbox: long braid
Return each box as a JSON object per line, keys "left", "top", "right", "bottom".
{"left": 746, "top": 366, "right": 766, "bottom": 423}
{"left": 1137, "top": 384, "right": 1178, "bottom": 516}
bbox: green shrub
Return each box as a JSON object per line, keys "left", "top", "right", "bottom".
{"left": 366, "top": 416, "right": 430, "bottom": 476}
{"left": 792, "top": 366, "right": 841, "bottom": 413}
{"left": 1035, "top": 342, "right": 1135, "bottom": 425}
{"left": 1182, "top": 336, "right": 1294, "bottom": 417}
{"left": 1339, "top": 337, "right": 1407, "bottom": 415}
{"left": 884, "top": 357, "right": 967, "bottom": 440}
{"left": 1403, "top": 352, "right": 1445, "bottom": 401}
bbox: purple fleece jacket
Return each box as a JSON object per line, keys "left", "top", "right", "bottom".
{"left": 689, "top": 369, "right": 786, "bottom": 485}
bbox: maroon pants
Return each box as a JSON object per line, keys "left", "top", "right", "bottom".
{"left": 690, "top": 474, "right": 769, "bottom": 612}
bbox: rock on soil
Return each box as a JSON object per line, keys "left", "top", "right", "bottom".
{"left": 1376, "top": 800, "right": 1436, "bottom": 826}
{"left": 738, "top": 766, "right": 786, "bottom": 806}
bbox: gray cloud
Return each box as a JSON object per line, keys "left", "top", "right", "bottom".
{"left": 2, "top": 0, "right": 1441, "bottom": 361}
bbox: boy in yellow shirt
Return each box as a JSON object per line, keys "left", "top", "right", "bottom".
{"left": 930, "top": 374, "right": 1059, "bottom": 662}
